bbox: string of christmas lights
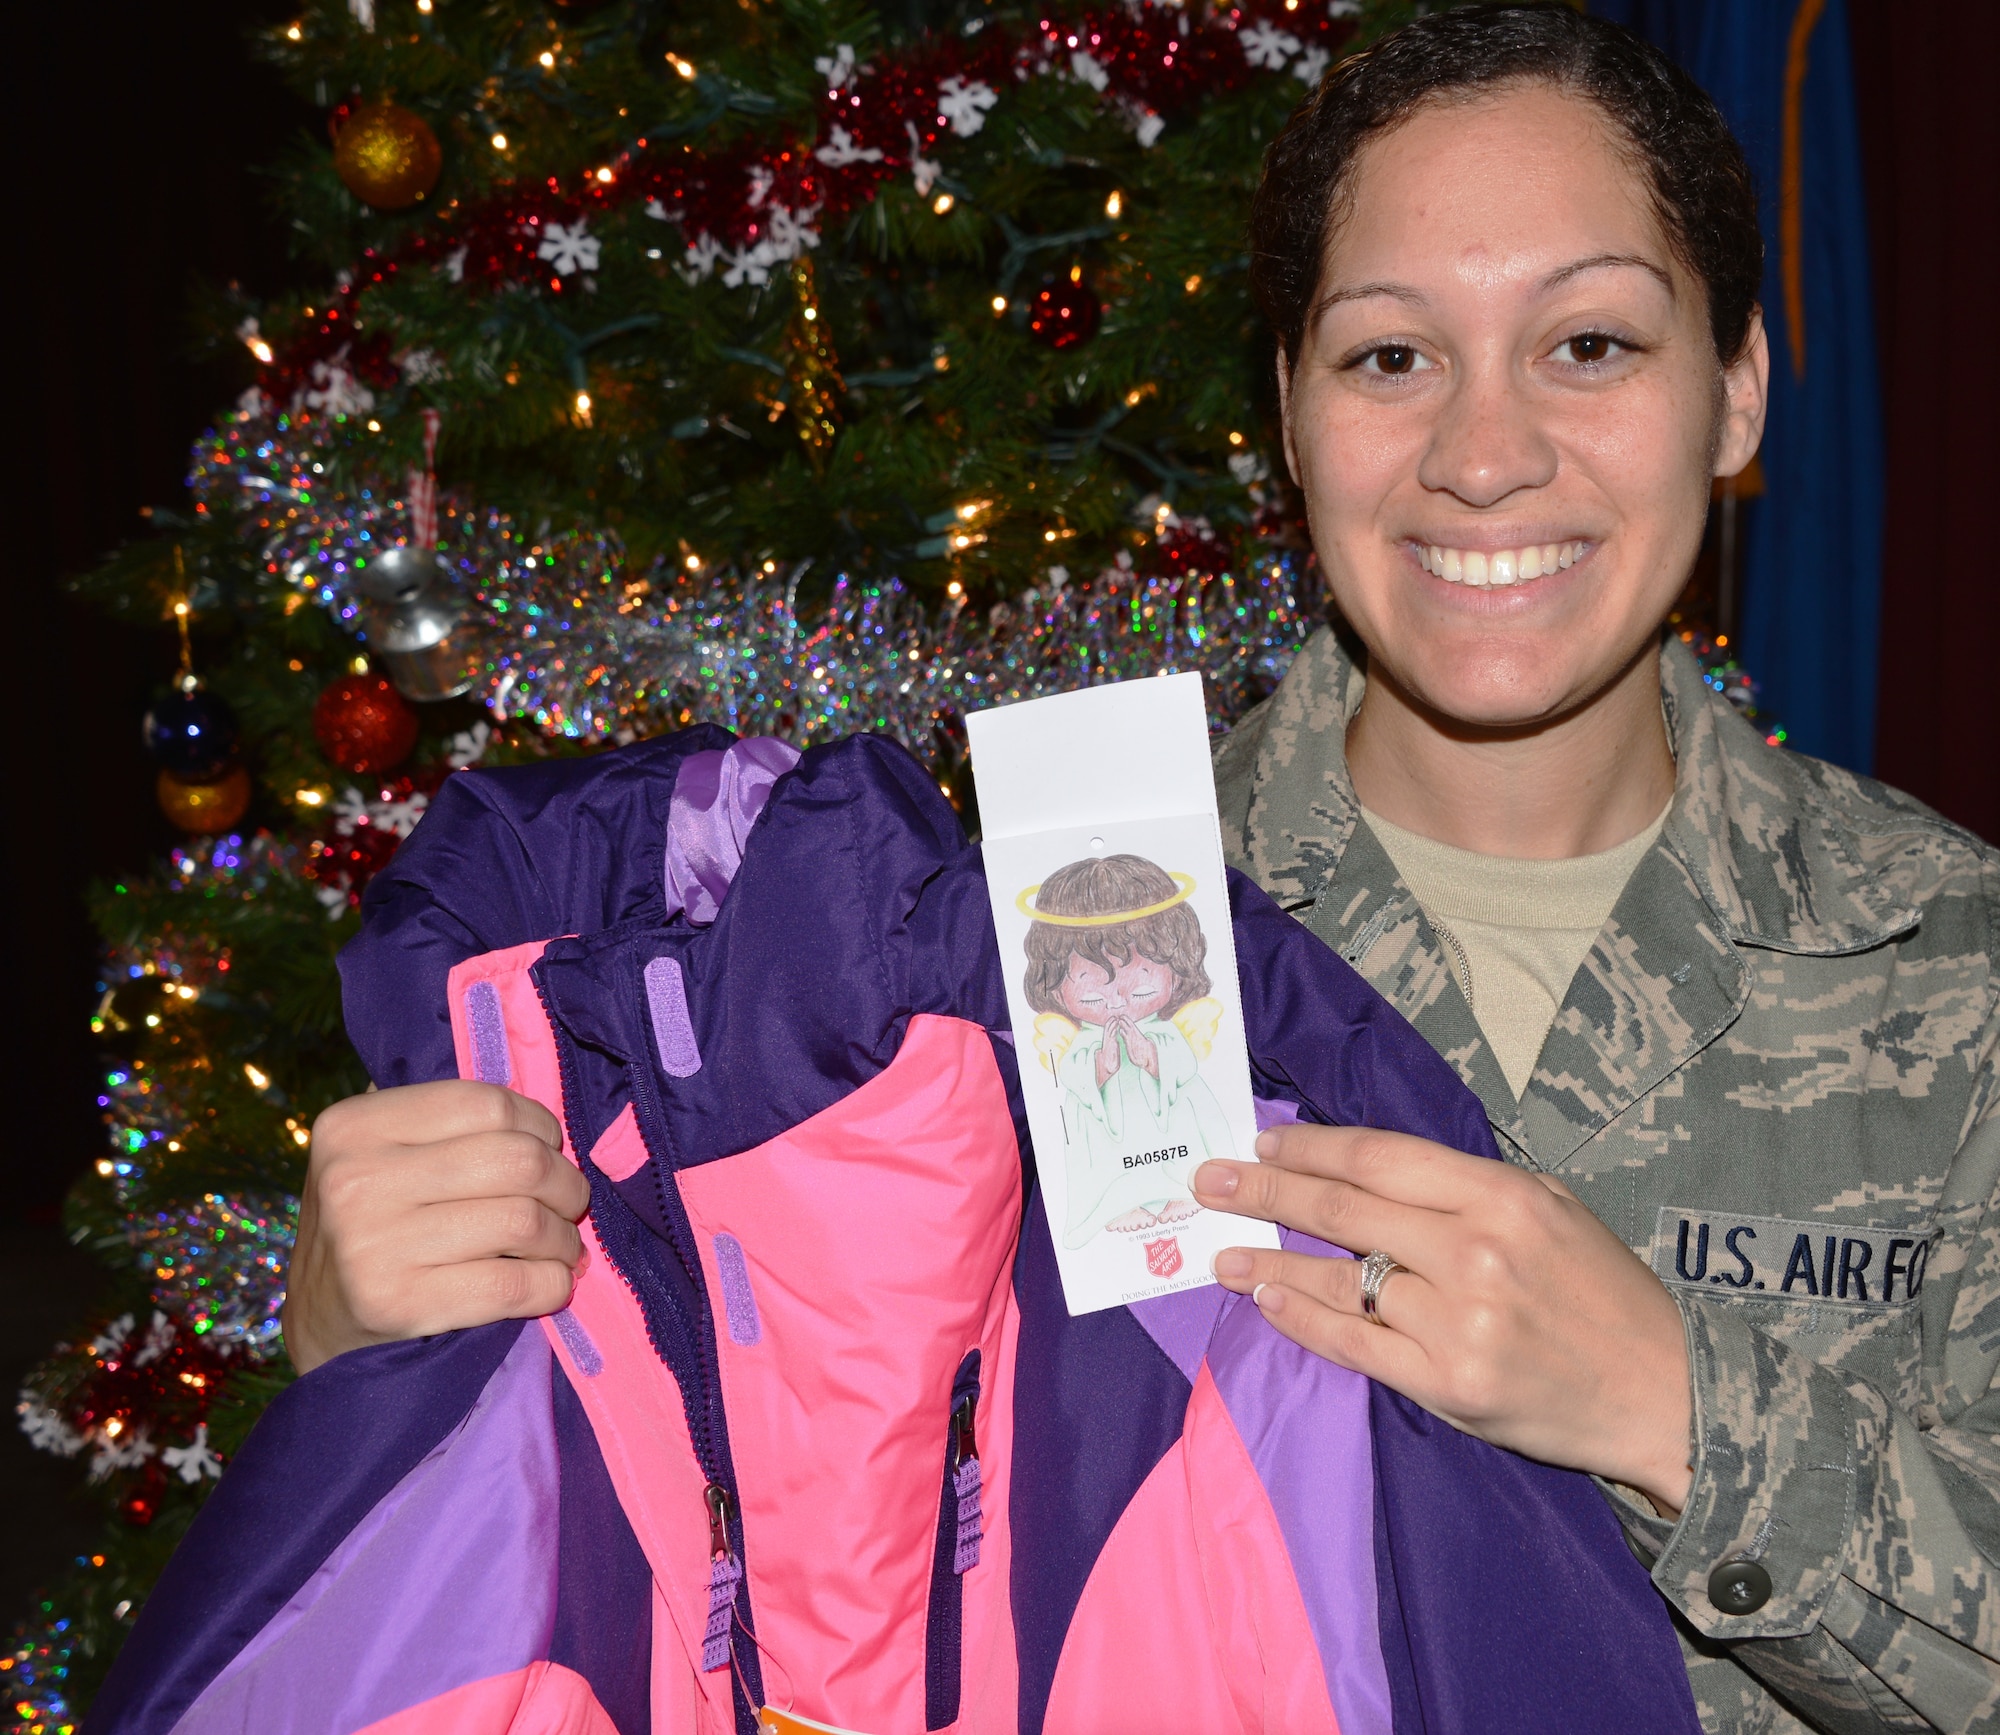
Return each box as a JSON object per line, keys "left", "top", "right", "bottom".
{"left": 264, "top": 1, "right": 1363, "bottom": 408}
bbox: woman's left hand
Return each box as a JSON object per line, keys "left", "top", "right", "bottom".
{"left": 1195, "top": 1123, "right": 1694, "bottom": 1514}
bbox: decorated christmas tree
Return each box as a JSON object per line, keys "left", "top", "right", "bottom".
{"left": 8, "top": 0, "right": 1784, "bottom": 1722}
{"left": 4, "top": 0, "right": 1363, "bottom": 1715}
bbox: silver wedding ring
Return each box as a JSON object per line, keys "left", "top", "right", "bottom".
{"left": 1359, "top": 1249, "right": 1404, "bottom": 1323}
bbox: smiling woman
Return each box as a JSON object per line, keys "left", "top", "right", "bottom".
{"left": 1206, "top": 8, "right": 2000, "bottom": 1733}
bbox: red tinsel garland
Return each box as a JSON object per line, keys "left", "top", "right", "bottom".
{"left": 265, "top": 3, "right": 1356, "bottom": 400}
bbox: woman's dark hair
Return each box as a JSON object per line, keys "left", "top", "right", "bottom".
{"left": 1022, "top": 854, "right": 1211, "bottom": 1021}
{"left": 1250, "top": 4, "right": 1763, "bottom": 370}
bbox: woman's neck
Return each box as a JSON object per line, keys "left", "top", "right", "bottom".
{"left": 1345, "top": 642, "right": 1677, "bottom": 861}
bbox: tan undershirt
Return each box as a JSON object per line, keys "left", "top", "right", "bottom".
{"left": 1359, "top": 803, "right": 1670, "bottom": 1099}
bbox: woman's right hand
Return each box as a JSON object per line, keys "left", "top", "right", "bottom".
{"left": 281, "top": 1080, "right": 591, "bottom": 1375}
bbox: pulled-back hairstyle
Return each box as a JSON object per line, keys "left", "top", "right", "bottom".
{"left": 1250, "top": 4, "right": 1762, "bottom": 370}
{"left": 1022, "top": 854, "right": 1212, "bottom": 1021}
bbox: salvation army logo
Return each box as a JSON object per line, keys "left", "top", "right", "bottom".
{"left": 1144, "top": 1237, "right": 1184, "bottom": 1279}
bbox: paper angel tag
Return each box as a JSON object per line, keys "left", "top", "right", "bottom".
{"left": 967, "top": 673, "right": 1277, "bottom": 1316}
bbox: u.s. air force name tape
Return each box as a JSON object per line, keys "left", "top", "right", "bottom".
{"left": 1650, "top": 1208, "right": 1935, "bottom": 1310}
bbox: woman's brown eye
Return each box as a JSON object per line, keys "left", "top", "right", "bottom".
{"left": 1376, "top": 346, "right": 1417, "bottom": 374}
{"left": 1569, "top": 334, "right": 1613, "bottom": 364}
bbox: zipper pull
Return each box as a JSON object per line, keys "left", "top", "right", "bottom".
{"left": 951, "top": 1393, "right": 982, "bottom": 1574}
{"left": 952, "top": 1392, "right": 978, "bottom": 1469}
{"left": 702, "top": 1482, "right": 741, "bottom": 1671}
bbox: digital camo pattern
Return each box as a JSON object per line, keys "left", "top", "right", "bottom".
{"left": 1213, "top": 627, "right": 2000, "bottom": 1734}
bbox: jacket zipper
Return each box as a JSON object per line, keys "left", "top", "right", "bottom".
{"left": 924, "top": 1349, "right": 984, "bottom": 1730}
{"left": 532, "top": 966, "right": 762, "bottom": 1727}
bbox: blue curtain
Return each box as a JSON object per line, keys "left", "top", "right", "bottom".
{"left": 1592, "top": 0, "right": 1884, "bottom": 771}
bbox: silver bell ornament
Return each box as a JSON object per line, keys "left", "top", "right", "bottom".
{"left": 350, "top": 544, "right": 478, "bottom": 701}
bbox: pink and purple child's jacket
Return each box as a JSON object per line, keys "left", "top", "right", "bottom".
{"left": 91, "top": 731, "right": 1701, "bottom": 1735}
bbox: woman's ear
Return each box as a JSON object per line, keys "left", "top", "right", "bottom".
{"left": 1713, "top": 308, "right": 1770, "bottom": 482}
{"left": 1276, "top": 350, "right": 1304, "bottom": 489}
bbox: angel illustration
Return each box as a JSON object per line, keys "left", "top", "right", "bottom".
{"left": 1019, "top": 853, "right": 1237, "bottom": 1250}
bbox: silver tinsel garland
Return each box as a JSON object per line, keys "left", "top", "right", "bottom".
{"left": 190, "top": 404, "right": 1324, "bottom": 753}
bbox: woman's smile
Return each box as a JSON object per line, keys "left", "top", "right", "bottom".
{"left": 1410, "top": 537, "right": 1592, "bottom": 589}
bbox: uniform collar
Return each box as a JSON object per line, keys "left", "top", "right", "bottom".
{"left": 1220, "top": 625, "right": 1919, "bottom": 1166}
{"left": 1231, "top": 626, "right": 1917, "bottom": 959}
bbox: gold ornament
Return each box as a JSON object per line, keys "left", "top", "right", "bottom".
{"left": 334, "top": 102, "right": 443, "bottom": 210}
{"left": 158, "top": 766, "right": 253, "bottom": 834}
{"left": 785, "top": 259, "right": 844, "bottom": 473}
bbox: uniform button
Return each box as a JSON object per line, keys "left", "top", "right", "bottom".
{"left": 1707, "top": 1558, "right": 1772, "bottom": 1615}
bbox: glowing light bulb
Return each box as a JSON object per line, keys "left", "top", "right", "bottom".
{"left": 1184, "top": 274, "right": 1202, "bottom": 294}
{"left": 417, "top": 0, "right": 432, "bottom": 11}
{"left": 245, "top": 333, "right": 274, "bottom": 364}
{"left": 1228, "top": 430, "right": 1245, "bottom": 446}
{"left": 490, "top": 132, "right": 508, "bottom": 151}
{"left": 285, "top": 22, "right": 302, "bottom": 39}
{"left": 1105, "top": 190, "right": 1123, "bottom": 218}
{"left": 802, "top": 305, "right": 817, "bottom": 321}
{"left": 574, "top": 390, "right": 592, "bottom": 423}
{"left": 1069, "top": 263, "right": 1083, "bottom": 284}
{"left": 539, "top": 49, "right": 556, "bottom": 68}
{"left": 366, "top": 418, "right": 382, "bottom": 432}
{"left": 991, "top": 295, "right": 1008, "bottom": 314}
{"left": 685, "top": 554, "right": 702, "bottom": 571}
{"left": 1044, "top": 529, "right": 1059, "bottom": 542}
{"left": 667, "top": 54, "right": 697, "bottom": 79}
{"left": 946, "top": 581, "right": 964, "bottom": 597}
{"left": 932, "top": 192, "right": 955, "bottom": 215}
{"left": 243, "top": 1064, "right": 271, "bottom": 1091}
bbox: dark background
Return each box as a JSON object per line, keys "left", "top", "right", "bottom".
{"left": 3, "top": 0, "right": 1994, "bottom": 1616}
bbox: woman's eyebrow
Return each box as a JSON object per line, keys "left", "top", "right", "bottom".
{"left": 1311, "top": 280, "right": 1429, "bottom": 319}
{"left": 1539, "top": 252, "right": 1674, "bottom": 296}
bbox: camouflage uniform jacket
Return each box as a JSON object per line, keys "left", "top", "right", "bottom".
{"left": 1212, "top": 626, "right": 2000, "bottom": 1735}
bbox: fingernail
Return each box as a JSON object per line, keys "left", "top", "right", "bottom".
{"left": 1211, "top": 1249, "right": 1254, "bottom": 1280}
{"left": 1253, "top": 1282, "right": 1283, "bottom": 1315}
{"left": 1195, "top": 1161, "right": 1239, "bottom": 1197}
{"left": 1254, "top": 1129, "right": 1278, "bottom": 1161}
{"left": 576, "top": 1247, "right": 590, "bottom": 1275}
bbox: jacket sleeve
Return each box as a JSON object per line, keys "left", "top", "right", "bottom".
{"left": 1613, "top": 1006, "right": 2000, "bottom": 1735}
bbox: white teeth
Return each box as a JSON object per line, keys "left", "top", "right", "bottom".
{"left": 1422, "top": 541, "right": 1585, "bottom": 587}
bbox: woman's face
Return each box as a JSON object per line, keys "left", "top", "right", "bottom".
{"left": 1278, "top": 83, "right": 1768, "bottom": 730}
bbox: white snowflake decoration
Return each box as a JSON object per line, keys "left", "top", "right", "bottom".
{"left": 814, "top": 43, "right": 859, "bottom": 90}
{"left": 162, "top": 1424, "right": 225, "bottom": 1485}
{"left": 89, "top": 1425, "right": 156, "bottom": 1483}
{"left": 300, "top": 357, "right": 375, "bottom": 418}
{"left": 815, "top": 125, "right": 884, "bottom": 168}
{"left": 1069, "top": 50, "right": 1110, "bottom": 91}
{"left": 332, "top": 784, "right": 431, "bottom": 841}
{"left": 1293, "top": 44, "right": 1332, "bottom": 86}
{"left": 1239, "top": 21, "right": 1301, "bottom": 68}
{"left": 680, "top": 233, "right": 726, "bottom": 284}
{"left": 536, "top": 222, "right": 601, "bottom": 276}
{"left": 17, "top": 1394, "right": 82, "bottom": 1458}
{"left": 445, "top": 721, "right": 493, "bottom": 769}
{"left": 936, "top": 76, "right": 998, "bottom": 137}
{"left": 906, "top": 123, "right": 941, "bottom": 197}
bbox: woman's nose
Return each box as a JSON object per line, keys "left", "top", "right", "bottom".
{"left": 1416, "top": 363, "right": 1558, "bottom": 509}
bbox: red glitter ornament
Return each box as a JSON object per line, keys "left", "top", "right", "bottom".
{"left": 313, "top": 674, "right": 419, "bottom": 774}
{"left": 1028, "top": 272, "right": 1101, "bottom": 350}
{"left": 1152, "top": 521, "right": 1234, "bottom": 577}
